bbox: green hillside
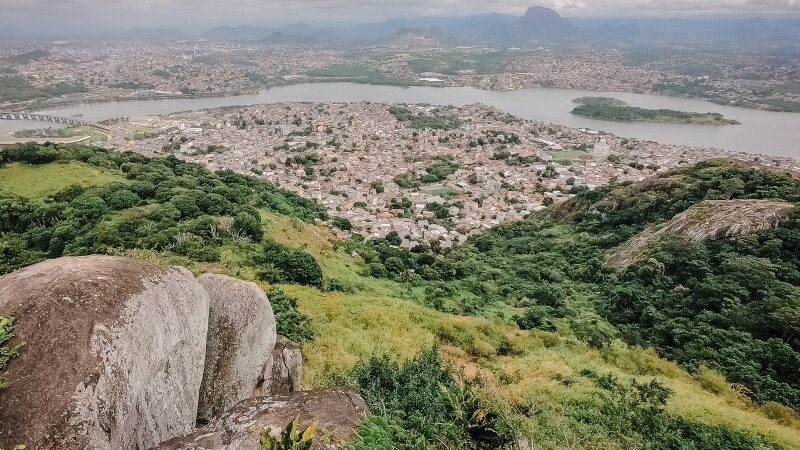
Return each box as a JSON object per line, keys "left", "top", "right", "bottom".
{"left": 1, "top": 143, "right": 800, "bottom": 449}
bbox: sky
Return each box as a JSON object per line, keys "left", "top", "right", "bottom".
{"left": 2, "top": 0, "right": 799, "bottom": 32}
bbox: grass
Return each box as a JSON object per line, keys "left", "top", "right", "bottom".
{"left": 551, "top": 150, "right": 589, "bottom": 161}
{"left": 0, "top": 161, "right": 124, "bottom": 198}
{"left": 175, "top": 208, "right": 800, "bottom": 447}
{"left": 234, "top": 211, "right": 800, "bottom": 448}
{"left": 283, "top": 277, "right": 800, "bottom": 449}
{"left": 428, "top": 186, "right": 458, "bottom": 197}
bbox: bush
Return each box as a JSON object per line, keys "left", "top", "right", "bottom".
{"left": 106, "top": 189, "right": 140, "bottom": 210}
{"left": 281, "top": 251, "right": 322, "bottom": 287}
{"left": 350, "top": 348, "right": 514, "bottom": 449}
{"left": 233, "top": 210, "right": 264, "bottom": 241}
{"left": 331, "top": 216, "right": 352, "bottom": 231}
{"left": 268, "top": 288, "right": 314, "bottom": 343}
{"left": 3, "top": 142, "right": 59, "bottom": 164}
{"left": 577, "top": 370, "right": 780, "bottom": 449}
{"left": 256, "top": 242, "right": 323, "bottom": 288}
{"left": 0, "top": 316, "right": 18, "bottom": 391}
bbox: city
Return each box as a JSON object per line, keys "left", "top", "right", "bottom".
{"left": 103, "top": 101, "right": 798, "bottom": 247}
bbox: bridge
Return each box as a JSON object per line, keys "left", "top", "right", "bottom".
{"left": 0, "top": 111, "right": 109, "bottom": 131}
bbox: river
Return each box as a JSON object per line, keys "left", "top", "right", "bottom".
{"left": 2, "top": 82, "right": 799, "bottom": 157}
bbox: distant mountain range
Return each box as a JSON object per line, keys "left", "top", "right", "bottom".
{"left": 481, "top": 6, "right": 578, "bottom": 45}
{"left": 195, "top": 6, "right": 800, "bottom": 48}
{"left": 3, "top": 6, "right": 800, "bottom": 48}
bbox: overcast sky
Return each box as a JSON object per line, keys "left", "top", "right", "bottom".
{"left": 3, "top": 0, "right": 799, "bottom": 31}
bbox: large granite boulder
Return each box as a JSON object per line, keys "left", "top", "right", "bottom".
{"left": 155, "top": 390, "right": 368, "bottom": 450}
{"left": 196, "top": 273, "right": 277, "bottom": 424}
{"left": 261, "top": 335, "right": 303, "bottom": 396}
{"left": 0, "top": 256, "right": 210, "bottom": 450}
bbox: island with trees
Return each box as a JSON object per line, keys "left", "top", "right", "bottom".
{"left": 571, "top": 96, "right": 740, "bottom": 125}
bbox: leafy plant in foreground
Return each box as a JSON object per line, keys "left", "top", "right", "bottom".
{"left": 259, "top": 417, "right": 316, "bottom": 450}
{"left": 0, "top": 315, "right": 18, "bottom": 391}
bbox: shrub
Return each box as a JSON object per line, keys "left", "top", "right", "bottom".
{"left": 331, "top": 216, "right": 352, "bottom": 231}
{"left": 349, "top": 415, "right": 426, "bottom": 450}
{"left": 256, "top": 242, "right": 323, "bottom": 288}
{"left": 267, "top": 288, "right": 315, "bottom": 343}
{"left": 233, "top": 210, "right": 264, "bottom": 241}
{"left": 0, "top": 316, "right": 18, "bottom": 391}
{"left": 577, "top": 370, "right": 780, "bottom": 449}
{"left": 350, "top": 348, "right": 514, "bottom": 449}
{"left": 106, "top": 189, "right": 140, "bottom": 210}
{"left": 759, "top": 401, "right": 800, "bottom": 427}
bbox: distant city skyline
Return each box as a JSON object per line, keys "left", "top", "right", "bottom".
{"left": 3, "top": 0, "right": 800, "bottom": 33}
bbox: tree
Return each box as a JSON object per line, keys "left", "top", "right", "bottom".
{"left": 106, "top": 189, "right": 140, "bottom": 210}
{"left": 331, "top": 216, "right": 352, "bottom": 231}
{"left": 233, "top": 211, "right": 264, "bottom": 241}
{"left": 385, "top": 231, "right": 402, "bottom": 246}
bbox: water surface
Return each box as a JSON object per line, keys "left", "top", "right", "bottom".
{"left": 2, "top": 83, "right": 798, "bottom": 157}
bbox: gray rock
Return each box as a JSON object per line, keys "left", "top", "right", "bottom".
{"left": 606, "top": 199, "right": 795, "bottom": 269}
{"left": 154, "top": 390, "right": 368, "bottom": 450}
{"left": 262, "top": 335, "right": 303, "bottom": 396}
{"left": 0, "top": 256, "right": 209, "bottom": 450}
{"left": 196, "top": 273, "right": 277, "bottom": 424}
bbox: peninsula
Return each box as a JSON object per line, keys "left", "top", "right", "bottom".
{"left": 571, "top": 96, "right": 740, "bottom": 125}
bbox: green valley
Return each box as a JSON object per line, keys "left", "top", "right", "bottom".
{"left": 1, "top": 143, "right": 800, "bottom": 449}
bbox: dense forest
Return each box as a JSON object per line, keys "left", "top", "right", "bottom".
{"left": 2, "top": 144, "right": 800, "bottom": 448}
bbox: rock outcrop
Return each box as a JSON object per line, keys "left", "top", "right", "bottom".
{"left": 155, "top": 390, "right": 368, "bottom": 450}
{"left": 262, "top": 335, "right": 303, "bottom": 396}
{"left": 0, "top": 256, "right": 210, "bottom": 450}
{"left": 196, "top": 273, "right": 277, "bottom": 424}
{"left": 606, "top": 199, "right": 795, "bottom": 269}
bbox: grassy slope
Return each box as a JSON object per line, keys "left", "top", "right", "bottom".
{"left": 3, "top": 161, "right": 800, "bottom": 448}
{"left": 0, "top": 161, "right": 123, "bottom": 198}
{"left": 195, "top": 209, "right": 799, "bottom": 449}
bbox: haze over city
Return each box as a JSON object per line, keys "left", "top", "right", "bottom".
{"left": 3, "top": 0, "right": 800, "bottom": 34}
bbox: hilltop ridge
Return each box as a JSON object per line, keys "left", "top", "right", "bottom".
{"left": 606, "top": 199, "right": 795, "bottom": 269}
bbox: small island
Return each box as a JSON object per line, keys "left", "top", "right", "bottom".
{"left": 571, "top": 96, "right": 740, "bottom": 125}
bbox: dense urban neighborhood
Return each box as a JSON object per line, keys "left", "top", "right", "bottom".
{"left": 102, "top": 101, "right": 799, "bottom": 247}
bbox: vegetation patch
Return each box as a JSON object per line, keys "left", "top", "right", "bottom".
{"left": 354, "top": 160, "right": 800, "bottom": 412}
{"left": 389, "top": 105, "right": 462, "bottom": 130}
{"left": 551, "top": 150, "right": 589, "bottom": 161}
{"left": 571, "top": 96, "right": 740, "bottom": 125}
{"left": 0, "top": 143, "right": 327, "bottom": 274}
{"left": 0, "top": 161, "right": 123, "bottom": 199}
{"left": 308, "top": 64, "right": 418, "bottom": 87}
{"left": 11, "top": 126, "right": 84, "bottom": 139}
{"left": 0, "top": 316, "right": 18, "bottom": 391}
{"left": 0, "top": 75, "right": 87, "bottom": 103}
